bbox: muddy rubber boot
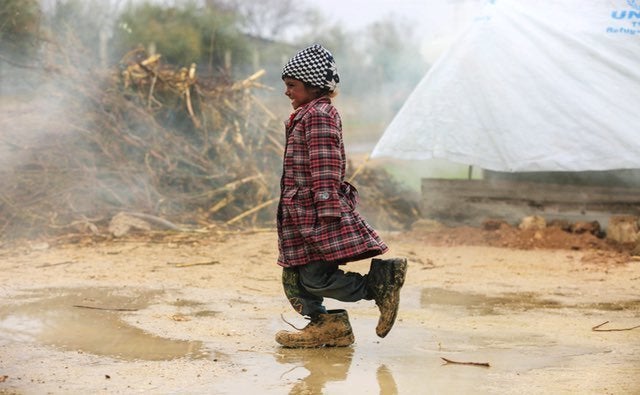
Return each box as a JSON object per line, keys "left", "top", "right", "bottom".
{"left": 367, "top": 258, "right": 408, "bottom": 338}
{"left": 275, "top": 309, "right": 355, "bottom": 348}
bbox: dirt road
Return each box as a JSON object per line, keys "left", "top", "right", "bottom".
{"left": 0, "top": 228, "right": 639, "bottom": 394}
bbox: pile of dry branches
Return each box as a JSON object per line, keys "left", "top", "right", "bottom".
{"left": 0, "top": 47, "right": 418, "bottom": 239}
{"left": 1, "top": 48, "right": 284, "bottom": 238}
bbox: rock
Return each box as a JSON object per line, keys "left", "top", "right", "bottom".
{"left": 108, "top": 212, "right": 152, "bottom": 237}
{"left": 606, "top": 216, "right": 639, "bottom": 244}
{"left": 411, "top": 219, "right": 443, "bottom": 232}
{"left": 547, "top": 219, "right": 572, "bottom": 232}
{"left": 570, "top": 220, "right": 601, "bottom": 236}
{"left": 482, "top": 219, "right": 510, "bottom": 231}
{"left": 519, "top": 215, "right": 546, "bottom": 231}
{"left": 30, "top": 242, "right": 50, "bottom": 251}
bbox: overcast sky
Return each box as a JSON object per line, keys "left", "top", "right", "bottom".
{"left": 302, "top": 0, "right": 486, "bottom": 61}
{"left": 304, "top": 0, "right": 434, "bottom": 31}
{"left": 95, "top": 0, "right": 487, "bottom": 62}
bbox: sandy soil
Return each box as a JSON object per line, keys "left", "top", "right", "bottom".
{"left": 0, "top": 226, "right": 639, "bottom": 394}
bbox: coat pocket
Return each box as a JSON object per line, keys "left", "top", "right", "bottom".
{"left": 286, "top": 188, "right": 317, "bottom": 239}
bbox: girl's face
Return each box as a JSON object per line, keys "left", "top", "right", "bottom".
{"left": 283, "top": 77, "right": 317, "bottom": 109}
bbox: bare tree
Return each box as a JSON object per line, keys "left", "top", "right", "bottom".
{"left": 208, "top": 0, "right": 311, "bottom": 39}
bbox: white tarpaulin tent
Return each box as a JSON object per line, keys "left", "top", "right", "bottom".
{"left": 371, "top": 0, "right": 640, "bottom": 172}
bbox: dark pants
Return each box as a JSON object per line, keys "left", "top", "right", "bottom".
{"left": 282, "top": 261, "right": 371, "bottom": 318}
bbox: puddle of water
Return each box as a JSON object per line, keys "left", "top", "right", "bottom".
{"left": 171, "top": 299, "right": 205, "bottom": 307}
{"left": 193, "top": 310, "right": 220, "bottom": 317}
{"left": 421, "top": 288, "right": 640, "bottom": 314}
{"left": 223, "top": 320, "right": 599, "bottom": 395}
{"left": 1, "top": 286, "right": 629, "bottom": 394}
{"left": 0, "top": 287, "right": 209, "bottom": 361}
{"left": 421, "top": 288, "right": 562, "bottom": 315}
{"left": 213, "top": 341, "right": 408, "bottom": 394}
{"left": 583, "top": 300, "right": 640, "bottom": 311}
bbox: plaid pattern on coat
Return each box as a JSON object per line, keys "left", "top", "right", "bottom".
{"left": 277, "top": 97, "right": 388, "bottom": 267}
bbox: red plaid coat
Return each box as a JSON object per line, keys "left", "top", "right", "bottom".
{"left": 277, "top": 97, "right": 388, "bottom": 267}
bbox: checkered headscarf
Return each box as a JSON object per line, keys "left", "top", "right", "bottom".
{"left": 282, "top": 44, "right": 339, "bottom": 92}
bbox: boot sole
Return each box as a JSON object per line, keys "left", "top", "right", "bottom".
{"left": 376, "top": 258, "right": 408, "bottom": 338}
{"left": 276, "top": 331, "right": 355, "bottom": 348}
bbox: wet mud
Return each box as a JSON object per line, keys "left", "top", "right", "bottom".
{"left": 1, "top": 285, "right": 639, "bottom": 394}
{"left": 0, "top": 235, "right": 639, "bottom": 394}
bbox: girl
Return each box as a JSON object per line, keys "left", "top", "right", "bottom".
{"left": 275, "top": 44, "right": 407, "bottom": 348}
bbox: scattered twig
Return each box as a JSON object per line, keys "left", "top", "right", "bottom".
{"left": 124, "top": 212, "right": 183, "bottom": 231}
{"left": 167, "top": 260, "right": 220, "bottom": 268}
{"left": 280, "top": 314, "right": 305, "bottom": 331}
{"left": 441, "top": 357, "right": 490, "bottom": 367}
{"left": 73, "top": 305, "right": 138, "bottom": 312}
{"left": 279, "top": 366, "right": 305, "bottom": 380}
{"left": 148, "top": 73, "right": 158, "bottom": 108}
{"left": 592, "top": 320, "right": 640, "bottom": 332}
{"left": 226, "top": 198, "right": 278, "bottom": 225}
{"left": 37, "top": 261, "right": 76, "bottom": 268}
{"left": 0, "top": 54, "right": 39, "bottom": 69}
{"left": 348, "top": 154, "right": 370, "bottom": 183}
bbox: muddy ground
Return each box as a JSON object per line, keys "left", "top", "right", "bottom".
{"left": 0, "top": 226, "right": 639, "bottom": 394}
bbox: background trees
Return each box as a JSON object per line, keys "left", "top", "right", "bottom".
{"left": 1, "top": 0, "right": 427, "bottom": 101}
{"left": 0, "top": 0, "right": 41, "bottom": 58}
{"left": 112, "top": 1, "right": 250, "bottom": 76}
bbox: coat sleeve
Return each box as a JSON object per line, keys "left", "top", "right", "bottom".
{"left": 303, "top": 108, "right": 342, "bottom": 220}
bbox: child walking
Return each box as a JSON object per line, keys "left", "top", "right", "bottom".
{"left": 275, "top": 44, "right": 407, "bottom": 348}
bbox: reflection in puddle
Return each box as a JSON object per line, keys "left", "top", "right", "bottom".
{"left": 586, "top": 300, "right": 640, "bottom": 311}
{"left": 376, "top": 364, "right": 399, "bottom": 395}
{"left": 275, "top": 347, "right": 398, "bottom": 395}
{"left": 0, "top": 287, "right": 209, "bottom": 361}
{"left": 421, "top": 288, "right": 640, "bottom": 315}
{"left": 276, "top": 347, "right": 353, "bottom": 394}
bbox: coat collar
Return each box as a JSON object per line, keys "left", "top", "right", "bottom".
{"left": 285, "top": 96, "right": 331, "bottom": 130}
